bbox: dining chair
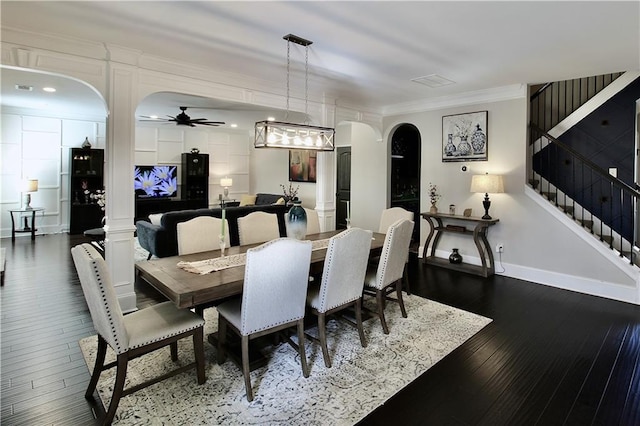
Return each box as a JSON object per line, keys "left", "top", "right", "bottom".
{"left": 71, "top": 243, "right": 205, "bottom": 425}
{"left": 304, "top": 208, "right": 321, "bottom": 234}
{"left": 364, "top": 218, "right": 414, "bottom": 334}
{"left": 216, "top": 238, "right": 312, "bottom": 402}
{"left": 237, "top": 211, "right": 280, "bottom": 245}
{"left": 177, "top": 216, "right": 229, "bottom": 255}
{"left": 378, "top": 207, "right": 414, "bottom": 294}
{"left": 306, "top": 227, "right": 373, "bottom": 368}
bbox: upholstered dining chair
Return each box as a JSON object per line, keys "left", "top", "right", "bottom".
{"left": 364, "top": 219, "right": 414, "bottom": 334}
{"left": 177, "top": 216, "right": 229, "bottom": 255}
{"left": 237, "top": 211, "right": 280, "bottom": 245}
{"left": 378, "top": 207, "right": 414, "bottom": 294}
{"left": 304, "top": 208, "right": 321, "bottom": 235}
{"left": 216, "top": 238, "right": 312, "bottom": 402}
{"left": 306, "top": 227, "right": 372, "bottom": 368}
{"left": 71, "top": 243, "right": 205, "bottom": 425}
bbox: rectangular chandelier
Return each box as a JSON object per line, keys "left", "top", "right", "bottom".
{"left": 254, "top": 121, "right": 335, "bottom": 151}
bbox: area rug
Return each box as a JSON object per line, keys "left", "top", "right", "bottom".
{"left": 79, "top": 295, "right": 492, "bottom": 425}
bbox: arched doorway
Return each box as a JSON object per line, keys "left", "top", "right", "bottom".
{"left": 390, "top": 124, "right": 421, "bottom": 243}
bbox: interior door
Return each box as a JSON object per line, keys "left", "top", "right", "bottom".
{"left": 336, "top": 147, "right": 351, "bottom": 229}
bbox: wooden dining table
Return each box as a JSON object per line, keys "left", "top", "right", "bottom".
{"left": 135, "top": 230, "right": 386, "bottom": 310}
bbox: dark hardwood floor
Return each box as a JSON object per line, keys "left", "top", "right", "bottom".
{"left": 1, "top": 234, "right": 639, "bottom": 425}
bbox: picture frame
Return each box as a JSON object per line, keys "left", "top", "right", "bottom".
{"left": 442, "top": 110, "right": 488, "bottom": 162}
{"left": 289, "top": 149, "right": 317, "bottom": 183}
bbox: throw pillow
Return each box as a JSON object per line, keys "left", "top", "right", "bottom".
{"left": 275, "top": 197, "right": 285, "bottom": 205}
{"left": 239, "top": 194, "right": 257, "bottom": 206}
{"left": 148, "top": 213, "right": 164, "bottom": 225}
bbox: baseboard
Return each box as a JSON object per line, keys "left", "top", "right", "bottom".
{"left": 418, "top": 245, "right": 639, "bottom": 305}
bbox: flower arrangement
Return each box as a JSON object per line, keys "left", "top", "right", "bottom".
{"left": 280, "top": 183, "right": 300, "bottom": 203}
{"left": 453, "top": 117, "right": 473, "bottom": 140}
{"left": 428, "top": 183, "right": 441, "bottom": 206}
{"left": 90, "top": 189, "right": 106, "bottom": 211}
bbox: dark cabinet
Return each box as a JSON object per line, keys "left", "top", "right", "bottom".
{"left": 69, "top": 148, "right": 104, "bottom": 234}
{"left": 181, "top": 153, "right": 209, "bottom": 206}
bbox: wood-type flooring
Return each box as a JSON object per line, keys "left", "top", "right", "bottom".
{"left": 1, "top": 234, "right": 638, "bottom": 425}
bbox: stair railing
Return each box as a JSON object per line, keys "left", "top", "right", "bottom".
{"left": 529, "top": 124, "right": 639, "bottom": 264}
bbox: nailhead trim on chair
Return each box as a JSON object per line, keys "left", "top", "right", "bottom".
{"left": 81, "top": 244, "right": 125, "bottom": 354}
{"left": 318, "top": 229, "right": 361, "bottom": 311}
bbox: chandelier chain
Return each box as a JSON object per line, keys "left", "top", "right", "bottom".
{"left": 305, "top": 45, "right": 309, "bottom": 119}
{"left": 285, "top": 39, "right": 291, "bottom": 121}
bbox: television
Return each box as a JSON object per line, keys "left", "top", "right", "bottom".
{"left": 134, "top": 165, "right": 178, "bottom": 199}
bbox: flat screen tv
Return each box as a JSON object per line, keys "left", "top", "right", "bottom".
{"left": 134, "top": 165, "right": 178, "bottom": 199}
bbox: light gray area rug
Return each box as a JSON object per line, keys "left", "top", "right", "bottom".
{"left": 80, "top": 295, "right": 492, "bottom": 425}
{"left": 133, "top": 238, "right": 149, "bottom": 262}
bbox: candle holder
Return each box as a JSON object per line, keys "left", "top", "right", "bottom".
{"left": 219, "top": 234, "right": 226, "bottom": 257}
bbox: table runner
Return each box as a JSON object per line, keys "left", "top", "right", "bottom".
{"left": 177, "top": 238, "right": 331, "bottom": 275}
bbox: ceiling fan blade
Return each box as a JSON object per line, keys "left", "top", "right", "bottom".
{"left": 198, "top": 121, "right": 226, "bottom": 124}
{"left": 197, "top": 123, "right": 223, "bottom": 126}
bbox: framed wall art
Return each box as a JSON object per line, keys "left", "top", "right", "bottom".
{"left": 289, "top": 149, "right": 317, "bottom": 183}
{"left": 442, "top": 110, "right": 488, "bottom": 162}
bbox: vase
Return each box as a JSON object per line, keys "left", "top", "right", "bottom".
{"left": 457, "top": 136, "right": 471, "bottom": 156}
{"left": 430, "top": 203, "right": 438, "bottom": 214}
{"left": 471, "top": 124, "right": 486, "bottom": 154}
{"left": 286, "top": 200, "right": 307, "bottom": 240}
{"left": 81, "top": 137, "right": 91, "bottom": 149}
{"left": 449, "top": 248, "right": 463, "bottom": 264}
{"left": 444, "top": 133, "right": 456, "bottom": 156}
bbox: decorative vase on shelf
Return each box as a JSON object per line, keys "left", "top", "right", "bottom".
{"left": 82, "top": 137, "right": 91, "bottom": 149}
{"left": 286, "top": 200, "right": 307, "bottom": 240}
{"left": 457, "top": 136, "right": 471, "bottom": 156}
{"left": 471, "top": 124, "right": 486, "bottom": 154}
{"left": 449, "top": 248, "right": 463, "bottom": 264}
{"left": 430, "top": 203, "right": 438, "bottom": 214}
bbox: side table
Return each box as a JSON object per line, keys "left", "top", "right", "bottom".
{"left": 9, "top": 207, "right": 45, "bottom": 242}
{"left": 421, "top": 211, "right": 499, "bottom": 277}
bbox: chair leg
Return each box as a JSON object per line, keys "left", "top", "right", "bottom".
{"left": 318, "top": 312, "right": 331, "bottom": 368}
{"left": 85, "top": 335, "right": 107, "bottom": 399}
{"left": 170, "top": 342, "right": 178, "bottom": 361}
{"left": 297, "top": 319, "right": 309, "bottom": 378}
{"left": 354, "top": 299, "right": 367, "bottom": 347}
{"left": 403, "top": 262, "right": 411, "bottom": 295}
{"left": 376, "top": 289, "right": 390, "bottom": 334}
{"left": 241, "top": 335, "right": 253, "bottom": 402}
{"left": 104, "top": 354, "right": 128, "bottom": 425}
{"left": 147, "top": 253, "right": 152, "bottom": 260}
{"left": 216, "top": 315, "right": 227, "bottom": 365}
{"left": 396, "top": 280, "right": 407, "bottom": 318}
{"left": 193, "top": 327, "right": 206, "bottom": 385}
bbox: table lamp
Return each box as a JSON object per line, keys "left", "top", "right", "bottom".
{"left": 22, "top": 178, "right": 38, "bottom": 210}
{"left": 470, "top": 173, "right": 504, "bottom": 220}
{"left": 220, "top": 177, "right": 233, "bottom": 199}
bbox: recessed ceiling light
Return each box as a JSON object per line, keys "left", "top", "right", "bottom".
{"left": 43, "top": 87, "right": 57, "bottom": 92}
{"left": 149, "top": 115, "right": 158, "bottom": 119}
{"left": 230, "top": 123, "right": 238, "bottom": 128}
{"left": 411, "top": 74, "right": 455, "bottom": 88}
{"left": 267, "top": 116, "right": 275, "bottom": 121}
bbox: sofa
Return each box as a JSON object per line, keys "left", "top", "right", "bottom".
{"left": 136, "top": 193, "right": 288, "bottom": 258}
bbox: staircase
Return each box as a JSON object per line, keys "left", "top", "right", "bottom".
{"left": 528, "top": 71, "right": 640, "bottom": 266}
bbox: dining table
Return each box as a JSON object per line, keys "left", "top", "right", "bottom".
{"left": 135, "top": 230, "right": 386, "bottom": 311}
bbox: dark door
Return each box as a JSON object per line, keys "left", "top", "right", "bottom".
{"left": 336, "top": 147, "right": 351, "bottom": 229}
{"left": 390, "top": 125, "right": 421, "bottom": 243}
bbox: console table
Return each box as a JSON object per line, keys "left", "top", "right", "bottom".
{"left": 9, "top": 207, "right": 45, "bottom": 242}
{"left": 421, "top": 211, "right": 499, "bottom": 277}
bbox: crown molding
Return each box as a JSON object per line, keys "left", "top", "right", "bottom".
{"left": 383, "top": 84, "right": 527, "bottom": 116}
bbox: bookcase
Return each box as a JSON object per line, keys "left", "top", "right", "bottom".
{"left": 69, "top": 148, "right": 104, "bottom": 234}
{"left": 181, "top": 153, "right": 209, "bottom": 205}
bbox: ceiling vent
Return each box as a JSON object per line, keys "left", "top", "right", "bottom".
{"left": 411, "top": 74, "right": 455, "bottom": 88}
{"left": 15, "top": 84, "right": 33, "bottom": 91}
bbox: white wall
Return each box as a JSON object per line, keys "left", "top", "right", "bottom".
{"left": 134, "top": 125, "right": 251, "bottom": 205}
{"left": 0, "top": 110, "right": 106, "bottom": 238}
{"left": 384, "top": 97, "right": 637, "bottom": 302}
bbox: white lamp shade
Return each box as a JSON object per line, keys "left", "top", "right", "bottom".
{"left": 22, "top": 179, "right": 39, "bottom": 193}
{"left": 220, "top": 178, "right": 233, "bottom": 188}
{"left": 470, "top": 174, "right": 504, "bottom": 194}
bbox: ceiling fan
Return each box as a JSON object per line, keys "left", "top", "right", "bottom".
{"left": 139, "top": 106, "right": 225, "bottom": 127}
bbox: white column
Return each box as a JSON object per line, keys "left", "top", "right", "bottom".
{"left": 104, "top": 61, "right": 138, "bottom": 313}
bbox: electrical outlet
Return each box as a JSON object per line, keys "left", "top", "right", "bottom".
{"left": 496, "top": 243, "right": 504, "bottom": 253}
